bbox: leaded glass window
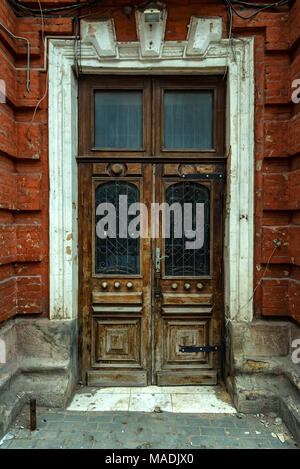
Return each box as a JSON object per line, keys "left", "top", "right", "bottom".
{"left": 165, "top": 182, "right": 210, "bottom": 276}
{"left": 95, "top": 181, "right": 140, "bottom": 275}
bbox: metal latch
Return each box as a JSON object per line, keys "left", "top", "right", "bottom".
{"left": 179, "top": 345, "right": 222, "bottom": 353}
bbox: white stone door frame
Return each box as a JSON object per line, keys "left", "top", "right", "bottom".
{"left": 48, "top": 17, "right": 254, "bottom": 324}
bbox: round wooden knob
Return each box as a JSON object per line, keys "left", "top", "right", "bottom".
{"left": 111, "top": 163, "right": 123, "bottom": 175}
{"left": 114, "top": 282, "right": 121, "bottom": 289}
{"left": 196, "top": 283, "right": 204, "bottom": 290}
{"left": 184, "top": 283, "right": 191, "bottom": 290}
{"left": 127, "top": 282, "right": 133, "bottom": 289}
{"left": 101, "top": 282, "right": 108, "bottom": 289}
{"left": 171, "top": 283, "right": 178, "bottom": 290}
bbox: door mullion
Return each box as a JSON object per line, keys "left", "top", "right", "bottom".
{"left": 151, "top": 78, "right": 155, "bottom": 157}
{"left": 150, "top": 163, "right": 155, "bottom": 384}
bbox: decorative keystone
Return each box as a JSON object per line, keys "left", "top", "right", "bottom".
{"left": 186, "top": 17, "right": 222, "bottom": 56}
{"left": 135, "top": 8, "right": 167, "bottom": 57}
{"left": 81, "top": 19, "right": 117, "bottom": 58}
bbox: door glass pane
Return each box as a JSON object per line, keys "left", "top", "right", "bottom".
{"left": 165, "top": 182, "right": 210, "bottom": 276}
{"left": 95, "top": 181, "right": 140, "bottom": 275}
{"left": 164, "top": 91, "right": 213, "bottom": 149}
{"left": 94, "top": 91, "right": 143, "bottom": 149}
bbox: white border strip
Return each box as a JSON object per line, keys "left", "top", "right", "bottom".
{"left": 48, "top": 35, "right": 254, "bottom": 323}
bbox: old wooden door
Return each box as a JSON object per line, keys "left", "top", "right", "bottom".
{"left": 78, "top": 76, "right": 226, "bottom": 386}
{"left": 79, "top": 162, "right": 153, "bottom": 386}
{"left": 152, "top": 163, "right": 224, "bottom": 385}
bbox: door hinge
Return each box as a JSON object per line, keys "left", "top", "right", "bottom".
{"left": 179, "top": 345, "right": 222, "bottom": 353}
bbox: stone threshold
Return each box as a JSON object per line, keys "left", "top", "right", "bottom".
{"left": 67, "top": 385, "right": 237, "bottom": 413}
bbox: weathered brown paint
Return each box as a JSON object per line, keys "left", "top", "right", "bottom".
{"left": 78, "top": 76, "right": 225, "bottom": 386}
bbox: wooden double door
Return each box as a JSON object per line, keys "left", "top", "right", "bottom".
{"left": 78, "top": 75, "right": 226, "bottom": 386}
{"left": 78, "top": 162, "right": 225, "bottom": 386}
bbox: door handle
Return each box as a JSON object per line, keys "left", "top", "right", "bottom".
{"left": 155, "top": 248, "right": 168, "bottom": 272}
{"left": 154, "top": 248, "right": 163, "bottom": 298}
{"left": 155, "top": 248, "right": 161, "bottom": 272}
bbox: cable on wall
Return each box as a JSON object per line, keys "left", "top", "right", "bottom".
{"left": 234, "top": 239, "right": 282, "bottom": 318}
{"left": 6, "top": 0, "right": 108, "bottom": 18}
{"left": 0, "top": 21, "right": 31, "bottom": 92}
{"left": 224, "top": 0, "right": 292, "bottom": 74}
{"left": 7, "top": 0, "right": 87, "bottom": 17}
{"left": 225, "top": 0, "right": 293, "bottom": 22}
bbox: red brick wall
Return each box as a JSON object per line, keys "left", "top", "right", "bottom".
{"left": 0, "top": 0, "right": 299, "bottom": 323}
{"left": 0, "top": 1, "right": 74, "bottom": 322}
{"left": 253, "top": 0, "right": 300, "bottom": 323}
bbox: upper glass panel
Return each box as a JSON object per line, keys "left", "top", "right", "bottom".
{"left": 94, "top": 91, "right": 143, "bottom": 149}
{"left": 163, "top": 91, "right": 213, "bottom": 150}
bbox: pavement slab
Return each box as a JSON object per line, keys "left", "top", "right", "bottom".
{"left": 0, "top": 404, "right": 298, "bottom": 450}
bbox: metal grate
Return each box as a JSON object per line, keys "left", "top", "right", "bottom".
{"left": 165, "top": 182, "right": 210, "bottom": 276}
{"left": 95, "top": 181, "right": 140, "bottom": 275}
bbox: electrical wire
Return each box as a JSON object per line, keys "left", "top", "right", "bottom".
{"left": 26, "top": 70, "right": 49, "bottom": 135}
{"left": 237, "top": 243, "right": 280, "bottom": 314}
{"left": 225, "top": 0, "right": 292, "bottom": 21}
{"left": 0, "top": 21, "right": 31, "bottom": 92}
{"left": 231, "top": 0, "right": 292, "bottom": 8}
{"left": 7, "top": 0, "right": 87, "bottom": 14}
{"left": 6, "top": 0, "right": 109, "bottom": 18}
{"left": 224, "top": 0, "right": 292, "bottom": 72}
{"left": 37, "top": 0, "right": 44, "bottom": 43}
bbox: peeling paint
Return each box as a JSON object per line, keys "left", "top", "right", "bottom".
{"left": 256, "top": 160, "right": 263, "bottom": 171}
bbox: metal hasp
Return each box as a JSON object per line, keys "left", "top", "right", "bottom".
{"left": 181, "top": 173, "right": 224, "bottom": 180}
{"left": 179, "top": 345, "right": 221, "bottom": 353}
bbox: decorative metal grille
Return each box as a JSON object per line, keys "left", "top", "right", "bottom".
{"left": 165, "top": 182, "right": 210, "bottom": 276}
{"left": 95, "top": 181, "right": 140, "bottom": 275}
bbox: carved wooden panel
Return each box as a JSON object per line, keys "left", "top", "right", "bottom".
{"left": 87, "top": 370, "right": 147, "bottom": 387}
{"left": 163, "top": 319, "right": 210, "bottom": 365}
{"left": 92, "top": 306, "right": 142, "bottom": 315}
{"left": 161, "top": 307, "right": 212, "bottom": 316}
{"left": 162, "top": 293, "right": 213, "bottom": 305}
{"left": 93, "top": 318, "right": 141, "bottom": 366}
{"left": 92, "top": 163, "right": 143, "bottom": 176}
{"left": 92, "top": 291, "right": 143, "bottom": 305}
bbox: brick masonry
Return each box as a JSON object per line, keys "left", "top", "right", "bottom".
{"left": 0, "top": 0, "right": 299, "bottom": 323}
